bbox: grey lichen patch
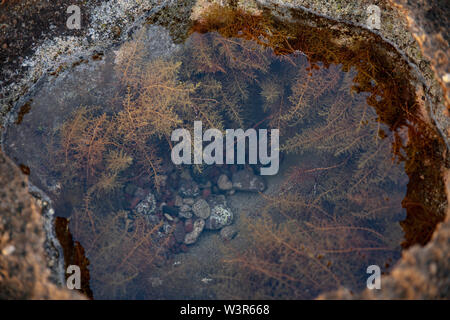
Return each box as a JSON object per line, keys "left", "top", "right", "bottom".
{"left": 146, "top": 0, "right": 198, "bottom": 42}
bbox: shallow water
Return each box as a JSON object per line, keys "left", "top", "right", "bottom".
{"left": 3, "top": 8, "right": 436, "bottom": 299}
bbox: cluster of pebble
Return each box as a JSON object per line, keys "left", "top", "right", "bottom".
{"left": 123, "top": 165, "right": 266, "bottom": 253}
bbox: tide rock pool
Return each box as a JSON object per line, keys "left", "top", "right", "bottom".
{"left": 2, "top": 4, "right": 448, "bottom": 299}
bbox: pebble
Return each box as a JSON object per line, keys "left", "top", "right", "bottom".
{"left": 220, "top": 225, "right": 238, "bottom": 241}
{"left": 184, "top": 219, "right": 205, "bottom": 245}
{"left": 180, "top": 204, "right": 191, "bottom": 212}
{"left": 199, "top": 181, "right": 212, "bottom": 189}
{"left": 164, "top": 213, "right": 174, "bottom": 221}
{"left": 180, "top": 168, "right": 192, "bottom": 180}
{"left": 232, "top": 169, "right": 266, "bottom": 192}
{"left": 217, "top": 174, "right": 233, "bottom": 191}
{"left": 184, "top": 219, "right": 194, "bottom": 233}
{"left": 134, "top": 187, "right": 149, "bottom": 200}
{"left": 178, "top": 179, "right": 200, "bottom": 198}
{"left": 202, "top": 188, "right": 211, "bottom": 199}
{"left": 162, "top": 205, "right": 178, "bottom": 216}
{"left": 173, "top": 221, "right": 186, "bottom": 243}
{"left": 179, "top": 204, "right": 193, "bottom": 218}
{"left": 134, "top": 192, "right": 156, "bottom": 215}
{"left": 192, "top": 198, "right": 211, "bottom": 219}
{"left": 205, "top": 204, "right": 233, "bottom": 230}
{"left": 183, "top": 197, "right": 195, "bottom": 205}
{"left": 174, "top": 195, "right": 183, "bottom": 207}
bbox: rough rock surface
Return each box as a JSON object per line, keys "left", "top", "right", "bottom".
{"left": 184, "top": 219, "right": 205, "bottom": 245}
{"left": 390, "top": 0, "right": 450, "bottom": 120}
{"left": 0, "top": 151, "right": 83, "bottom": 299}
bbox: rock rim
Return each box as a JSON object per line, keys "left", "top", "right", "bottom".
{"left": 0, "top": 0, "right": 448, "bottom": 299}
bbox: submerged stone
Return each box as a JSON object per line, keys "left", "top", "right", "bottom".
{"left": 217, "top": 174, "right": 233, "bottom": 191}
{"left": 205, "top": 204, "right": 234, "bottom": 230}
{"left": 178, "top": 179, "right": 200, "bottom": 198}
{"left": 232, "top": 170, "right": 266, "bottom": 193}
{"left": 184, "top": 219, "right": 205, "bottom": 245}
{"left": 192, "top": 198, "right": 211, "bottom": 219}
{"left": 134, "top": 193, "right": 156, "bottom": 216}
